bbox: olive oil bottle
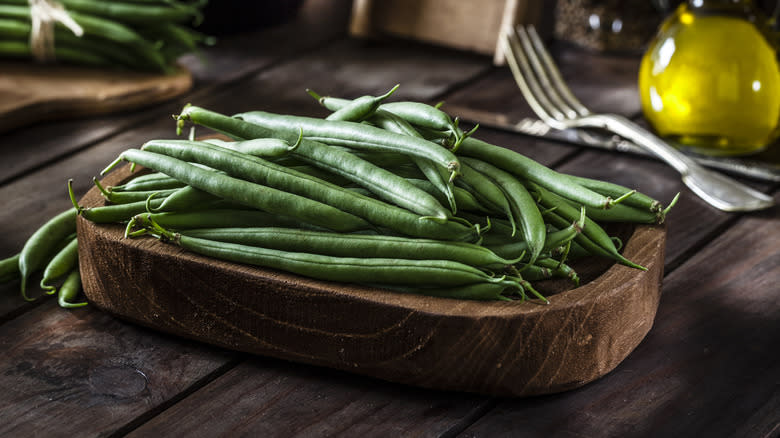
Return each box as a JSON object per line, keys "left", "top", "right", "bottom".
{"left": 639, "top": 0, "right": 779, "bottom": 156}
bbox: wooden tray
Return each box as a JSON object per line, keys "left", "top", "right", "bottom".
{"left": 77, "top": 165, "right": 667, "bottom": 397}
{"left": 0, "top": 62, "right": 192, "bottom": 133}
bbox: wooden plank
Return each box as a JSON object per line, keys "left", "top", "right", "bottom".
{"left": 128, "top": 356, "right": 491, "bottom": 437}
{"left": 189, "top": 37, "right": 491, "bottom": 118}
{"left": 0, "top": 301, "right": 235, "bottom": 437}
{"left": 0, "top": 0, "right": 353, "bottom": 185}
{"left": 442, "top": 43, "right": 643, "bottom": 123}
{"left": 457, "top": 193, "right": 780, "bottom": 437}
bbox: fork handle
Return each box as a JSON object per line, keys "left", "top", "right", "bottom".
{"left": 598, "top": 114, "right": 774, "bottom": 212}
{"left": 599, "top": 115, "right": 695, "bottom": 174}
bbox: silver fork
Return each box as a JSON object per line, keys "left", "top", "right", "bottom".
{"left": 503, "top": 25, "right": 774, "bottom": 212}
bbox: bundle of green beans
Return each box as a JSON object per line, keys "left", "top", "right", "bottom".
{"left": 0, "top": 0, "right": 212, "bottom": 72}
{"left": 0, "top": 86, "right": 677, "bottom": 306}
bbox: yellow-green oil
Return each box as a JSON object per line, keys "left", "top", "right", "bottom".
{"left": 639, "top": 3, "right": 780, "bottom": 156}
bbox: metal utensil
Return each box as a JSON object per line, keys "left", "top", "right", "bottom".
{"left": 503, "top": 25, "right": 774, "bottom": 212}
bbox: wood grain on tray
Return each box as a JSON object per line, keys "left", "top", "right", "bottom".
{"left": 77, "top": 164, "right": 667, "bottom": 397}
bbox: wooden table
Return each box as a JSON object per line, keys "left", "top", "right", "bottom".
{"left": 1, "top": 2, "right": 778, "bottom": 436}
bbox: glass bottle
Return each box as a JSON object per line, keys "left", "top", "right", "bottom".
{"left": 638, "top": 0, "right": 780, "bottom": 156}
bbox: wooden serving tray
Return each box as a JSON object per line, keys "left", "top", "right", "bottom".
{"left": 77, "top": 165, "right": 666, "bottom": 397}
{"left": 0, "top": 62, "right": 192, "bottom": 133}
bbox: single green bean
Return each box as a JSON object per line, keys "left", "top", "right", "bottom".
{"left": 127, "top": 210, "right": 324, "bottom": 233}
{"left": 314, "top": 84, "right": 399, "bottom": 122}
{"left": 58, "top": 269, "right": 87, "bottom": 308}
{"left": 567, "top": 174, "right": 663, "bottom": 212}
{"left": 203, "top": 137, "right": 298, "bottom": 158}
{"left": 534, "top": 257, "right": 580, "bottom": 286}
{"left": 111, "top": 172, "right": 185, "bottom": 192}
{"left": 180, "top": 227, "right": 520, "bottom": 269}
{"left": 18, "top": 208, "right": 77, "bottom": 301}
{"left": 93, "top": 177, "right": 178, "bottom": 204}
{"left": 375, "top": 282, "right": 514, "bottom": 301}
{"left": 40, "top": 236, "right": 79, "bottom": 294}
{"left": 69, "top": 179, "right": 166, "bottom": 223}
{"left": 147, "top": 224, "right": 517, "bottom": 288}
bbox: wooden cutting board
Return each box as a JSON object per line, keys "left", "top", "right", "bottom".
{"left": 0, "top": 62, "right": 192, "bottom": 133}
{"left": 77, "top": 165, "right": 667, "bottom": 397}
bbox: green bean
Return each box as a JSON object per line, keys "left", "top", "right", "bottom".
{"left": 18, "top": 208, "right": 77, "bottom": 301}
{"left": 152, "top": 136, "right": 450, "bottom": 221}
{"left": 0, "top": 253, "right": 20, "bottom": 284}
{"left": 55, "top": 0, "right": 203, "bottom": 25}
{"left": 141, "top": 139, "right": 457, "bottom": 228}
{"left": 580, "top": 201, "right": 662, "bottom": 224}
{"left": 103, "top": 149, "right": 372, "bottom": 233}
{"left": 534, "top": 257, "right": 580, "bottom": 286}
{"left": 177, "top": 105, "right": 461, "bottom": 181}
{"left": 57, "top": 269, "right": 87, "bottom": 309}
{"left": 457, "top": 162, "right": 517, "bottom": 234}
{"left": 127, "top": 210, "right": 324, "bottom": 233}
{"left": 375, "top": 101, "right": 469, "bottom": 149}
{"left": 111, "top": 172, "right": 185, "bottom": 192}
{"left": 179, "top": 227, "right": 520, "bottom": 269}
{"left": 307, "top": 89, "right": 458, "bottom": 212}
{"left": 69, "top": 179, "right": 165, "bottom": 223}
{"left": 483, "top": 206, "right": 584, "bottom": 261}
{"left": 153, "top": 185, "right": 221, "bottom": 212}
{"left": 460, "top": 157, "right": 546, "bottom": 263}
{"left": 310, "top": 85, "right": 399, "bottom": 122}
{"left": 40, "top": 237, "right": 79, "bottom": 294}
{"left": 136, "top": 141, "right": 479, "bottom": 241}
{"left": 203, "top": 137, "right": 298, "bottom": 158}
{"left": 93, "top": 177, "right": 178, "bottom": 204}
{"left": 375, "top": 282, "right": 514, "bottom": 301}
{"left": 0, "top": 39, "right": 113, "bottom": 68}
{"left": 367, "top": 109, "right": 458, "bottom": 213}
{"left": 457, "top": 137, "right": 622, "bottom": 210}
{"left": 148, "top": 225, "right": 515, "bottom": 289}
{"left": 542, "top": 203, "right": 644, "bottom": 270}
{"left": 0, "top": 5, "right": 168, "bottom": 70}
{"left": 406, "top": 179, "right": 488, "bottom": 214}
{"left": 566, "top": 174, "right": 665, "bottom": 212}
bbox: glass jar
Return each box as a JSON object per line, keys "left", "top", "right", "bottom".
{"left": 638, "top": 0, "right": 780, "bottom": 156}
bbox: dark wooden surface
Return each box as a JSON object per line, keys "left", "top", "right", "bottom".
{"left": 1, "top": 1, "right": 778, "bottom": 436}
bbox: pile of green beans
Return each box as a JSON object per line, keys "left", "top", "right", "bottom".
{"left": 0, "top": 0, "right": 212, "bottom": 72}
{"left": 0, "top": 86, "right": 677, "bottom": 307}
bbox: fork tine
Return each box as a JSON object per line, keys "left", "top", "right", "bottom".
{"left": 503, "top": 27, "right": 565, "bottom": 124}
{"left": 525, "top": 25, "right": 590, "bottom": 117}
{"left": 515, "top": 26, "right": 580, "bottom": 120}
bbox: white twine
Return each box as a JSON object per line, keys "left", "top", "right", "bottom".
{"left": 28, "top": 0, "right": 84, "bottom": 63}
